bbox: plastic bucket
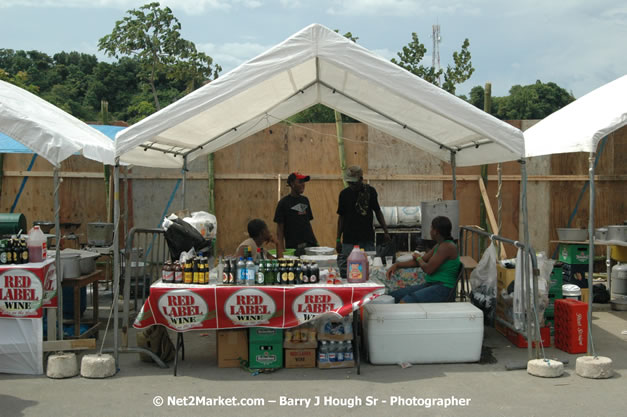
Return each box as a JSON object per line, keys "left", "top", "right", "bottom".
{"left": 562, "top": 284, "right": 582, "bottom": 300}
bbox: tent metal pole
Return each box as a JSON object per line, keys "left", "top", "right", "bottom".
{"left": 182, "top": 156, "right": 188, "bottom": 210}
{"left": 520, "top": 160, "right": 535, "bottom": 359}
{"left": 54, "top": 167, "right": 63, "bottom": 341}
{"left": 450, "top": 151, "right": 457, "bottom": 200}
{"left": 113, "top": 161, "right": 120, "bottom": 365}
{"left": 587, "top": 152, "right": 596, "bottom": 356}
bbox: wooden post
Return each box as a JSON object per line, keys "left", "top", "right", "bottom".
{"left": 335, "top": 110, "right": 348, "bottom": 188}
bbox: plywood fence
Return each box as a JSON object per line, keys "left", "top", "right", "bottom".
{"left": 2, "top": 122, "right": 625, "bottom": 260}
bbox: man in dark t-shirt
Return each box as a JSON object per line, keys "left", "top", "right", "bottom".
{"left": 274, "top": 172, "right": 317, "bottom": 257}
{"left": 336, "top": 165, "right": 390, "bottom": 276}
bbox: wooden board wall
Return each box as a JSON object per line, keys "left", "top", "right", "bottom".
{"left": 549, "top": 128, "right": 627, "bottom": 257}
{"left": 0, "top": 154, "right": 108, "bottom": 243}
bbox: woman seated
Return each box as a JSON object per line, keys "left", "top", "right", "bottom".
{"left": 235, "top": 219, "right": 277, "bottom": 260}
{"left": 386, "top": 216, "right": 460, "bottom": 303}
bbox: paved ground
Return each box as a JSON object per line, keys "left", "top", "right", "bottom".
{"left": 1, "top": 303, "right": 626, "bottom": 417}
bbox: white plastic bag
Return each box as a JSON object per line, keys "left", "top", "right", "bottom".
{"left": 469, "top": 243, "right": 497, "bottom": 309}
{"left": 183, "top": 211, "right": 217, "bottom": 239}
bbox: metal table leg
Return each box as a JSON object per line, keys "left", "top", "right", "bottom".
{"left": 353, "top": 310, "right": 361, "bottom": 375}
{"left": 174, "top": 333, "right": 184, "bottom": 376}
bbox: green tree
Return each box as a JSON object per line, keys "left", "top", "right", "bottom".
{"left": 392, "top": 33, "right": 474, "bottom": 94}
{"left": 469, "top": 81, "right": 574, "bottom": 120}
{"left": 98, "top": 1, "right": 220, "bottom": 110}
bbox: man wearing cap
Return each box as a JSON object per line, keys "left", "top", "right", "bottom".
{"left": 336, "top": 165, "right": 390, "bottom": 277}
{"left": 274, "top": 172, "right": 318, "bottom": 257}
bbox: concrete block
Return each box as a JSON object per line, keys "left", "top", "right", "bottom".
{"left": 576, "top": 356, "right": 614, "bottom": 379}
{"left": 527, "top": 359, "right": 564, "bottom": 378}
{"left": 80, "top": 354, "right": 116, "bottom": 379}
{"left": 46, "top": 352, "right": 79, "bottom": 379}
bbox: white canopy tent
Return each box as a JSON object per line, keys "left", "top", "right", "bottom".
{"left": 524, "top": 74, "right": 627, "bottom": 355}
{"left": 0, "top": 80, "right": 115, "bottom": 340}
{"left": 113, "top": 24, "right": 544, "bottom": 364}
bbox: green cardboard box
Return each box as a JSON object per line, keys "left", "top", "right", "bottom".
{"left": 248, "top": 342, "right": 283, "bottom": 369}
{"left": 249, "top": 327, "right": 284, "bottom": 344}
{"left": 558, "top": 245, "right": 589, "bottom": 265}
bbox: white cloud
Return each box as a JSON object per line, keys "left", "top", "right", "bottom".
{"left": 0, "top": 0, "right": 261, "bottom": 13}
{"left": 326, "top": 0, "right": 481, "bottom": 17}
{"left": 280, "top": 0, "right": 302, "bottom": 8}
{"left": 198, "top": 41, "right": 272, "bottom": 72}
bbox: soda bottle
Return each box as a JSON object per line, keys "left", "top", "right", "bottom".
{"left": 228, "top": 258, "right": 236, "bottom": 284}
{"left": 301, "top": 262, "right": 310, "bottom": 284}
{"left": 273, "top": 260, "right": 280, "bottom": 285}
{"left": 162, "top": 261, "right": 174, "bottom": 283}
{"left": 246, "top": 257, "right": 255, "bottom": 286}
{"left": 236, "top": 257, "right": 246, "bottom": 285}
{"left": 174, "top": 261, "right": 183, "bottom": 283}
{"left": 337, "top": 341, "right": 345, "bottom": 362}
{"left": 256, "top": 261, "right": 265, "bottom": 285}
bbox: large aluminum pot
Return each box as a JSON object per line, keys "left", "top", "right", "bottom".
{"left": 607, "top": 225, "right": 627, "bottom": 242}
{"left": 556, "top": 228, "right": 588, "bottom": 241}
{"left": 58, "top": 253, "right": 81, "bottom": 279}
{"left": 595, "top": 228, "right": 608, "bottom": 240}
{"left": 87, "top": 222, "right": 114, "bottom": 247}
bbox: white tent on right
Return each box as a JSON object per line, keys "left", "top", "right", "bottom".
{"left": 523, "top": 73, "right": 627, "bottom": 356}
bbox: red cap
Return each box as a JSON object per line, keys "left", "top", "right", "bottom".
{"left": 287, "top": 172, "right": 310, "bottom": 183}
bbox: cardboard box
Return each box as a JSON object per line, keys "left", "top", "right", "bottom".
{"left": 249, "top": 343, "right": 283, "bottom": 369}
{"left": 249, "top": 327, "right": 283, "bottom": 344}
{"left": 217, "top": 329, "right": 248, "bottom": 368}
{"left": 284, "top": 325, "right": 317, "bottom": 349}
{"left": 497, "top": 264, "right": 516, "bottom": 292}
{"left": 284, "top": 348, "right": 316, "bottom": 368}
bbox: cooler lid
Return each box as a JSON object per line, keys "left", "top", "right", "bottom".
{"left": 365, "top": 304, "right": 427, "bottom": 320}
{"left": 421, "top": 302, "right": 483, "bottom": 319}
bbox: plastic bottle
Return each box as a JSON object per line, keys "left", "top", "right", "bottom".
{"left": 328, "top": 341, "right": 337, "bottom": 362}
{"left": 246, "top": 257, "right": 256, "bottom": 286}
{"left": 345, "top": 341, "right": 353, "bottom": 361}
{"left": 236, "top": 257, "right": 246, "bottom": 285}
{"left": 337, "top": 341, "right": 345, "bottom": 362}
{"left": 27, "top": 225, "right": 47, "bottom": 262}
{"left": 318, "top": 341, "right": 329, "bottom": 364}
{"left": 346, "top": 245, "right": 369, "bottom": 283}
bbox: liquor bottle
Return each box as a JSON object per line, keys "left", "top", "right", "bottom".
{"left": 20, "top": 238, "right": 29, "bottom": 264}
{"left": 0, "top": 240, "right": 7, "bottom": 265}
{"left": 184, "top": 259, "right": 193, "bottom": 284}
{"left": 294, "top": 261, "right": 302, "bottom": 285}
{"left": 273, "top": 260, "right": 280, "bottom": 285}
{"left": 287, "top": 262, "right": 295, "bottom": 285}
{"left": 310, "top": 262, "right": 319, "bottom": 284}
{"left": 174, "top": 261, "right": 183, "bottom": 283}
{"left": 229, "top": 258, "right": 236, "bottom": 284}
{"left": 222, "top": 258, "right": 230, "bottom": 285}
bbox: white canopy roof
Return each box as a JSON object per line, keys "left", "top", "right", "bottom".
{"left": 116, "top": 23, "right": 524, "bottom": 168}
{"left": 0, "top": 80, "right": 115, "bottom": 166}
{"left": 524, "top": 74, "right": 627, "bottom": 157}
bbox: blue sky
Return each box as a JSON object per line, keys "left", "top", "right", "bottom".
{"left": 1, "top": 0, "right": 625, "bottom": 98}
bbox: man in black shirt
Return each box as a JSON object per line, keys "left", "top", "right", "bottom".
{"left": 274, "top": 172, "right": 317, "bottom": 257}
{"left": 336, "top": 166, "right": 390, "bottom": 276}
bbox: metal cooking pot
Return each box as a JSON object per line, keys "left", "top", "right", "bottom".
{"left": 87, "top": 222, "right": 114, "bottom": 247}
{"left": 79, "top": 252, "right": 99, "bottom": 274}
{"left": 595, "top": 228, "right": 608, "bottom": 240}
{"left": 57, "top": 252, "right": 81, "bottom": 279}
{"left": 607, "top": 225, "right": 627, "bottom": 242}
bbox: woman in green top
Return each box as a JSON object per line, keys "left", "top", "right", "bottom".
{"left": 387, "top": 216, "right": 461, "bottom": 303}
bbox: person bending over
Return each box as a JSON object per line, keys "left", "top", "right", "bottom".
{"left": 386, "top": 216, "right": 460, "bottom": 303}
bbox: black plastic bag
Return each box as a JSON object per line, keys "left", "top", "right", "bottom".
{"left": 165, "top": 217, "right": 211, "bottom": 261}
{"left": 593, "top": 283, "right": 610, "bottom": 303}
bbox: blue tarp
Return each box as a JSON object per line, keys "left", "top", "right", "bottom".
{"left": 0, "top": 124, "right": 124, "bottom": 153}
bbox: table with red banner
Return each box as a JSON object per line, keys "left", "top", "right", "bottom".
{"left": 134, "top": 280, "right": 385, "bottom": 375}
{"left": 0, "top": 259, "right": 58, "bottom": 375}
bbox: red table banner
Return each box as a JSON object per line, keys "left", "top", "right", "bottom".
{"left": 134, "top": 282, "right": 385, "bottom": 332}
{"left": 0, "top": 259, "right": 57, "bottom": 318}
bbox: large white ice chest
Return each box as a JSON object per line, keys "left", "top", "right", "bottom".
{"left": 364, "top": 303, "right": 483, "bottom": 364}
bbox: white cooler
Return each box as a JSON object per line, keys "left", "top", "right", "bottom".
{"left": 364, "top": 303, "right": 483, "bottom": 364}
